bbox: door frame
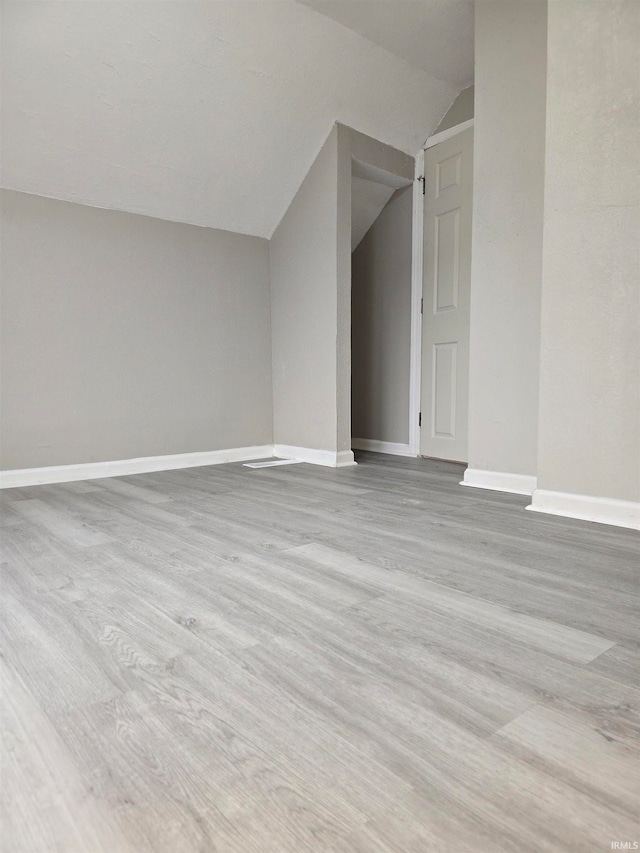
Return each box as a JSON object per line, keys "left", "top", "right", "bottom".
{"left": 409, "top": 117, "right": 475, "bottom": 456}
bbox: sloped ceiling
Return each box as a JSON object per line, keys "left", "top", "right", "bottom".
{"left": 298, "top": 0, "right": 474, "bottom": 87}
{"left": 1, "top": 1, "right": 472, "bottom": 237}
{"left": 351, "top": 159, "right": 412, "bottom": 251}
{"left": 351, "top": 177, "right": 396, "bottom": 251}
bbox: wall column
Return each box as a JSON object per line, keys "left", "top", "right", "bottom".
{"left": 529, "top": 0, "right": 640, "bottom": 528}
{"left": 463, "top": 0, "right": 547, "bottom": 496}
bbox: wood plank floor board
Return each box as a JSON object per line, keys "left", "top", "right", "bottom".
{"left": 171, "top": 650, "right": 419, "bottom": 821}
{"left": 49, "top": 662, "right": 391, "bottom": 852}
{"left": 1, "top": 577, "right": 122, "bottom": 713}
{"left": 1, "top": 662, "right": 137, "bottom": 853}
{"left": 50, "top": 590, "right": 204, "bottom": 693}
{"left": 185, "top": 561, "right": 535, "bottom": 736}
{"left": 165, "top": 648, "right": 496, "bottom": 849}
{"left": 82, "top": 500, "right": 310, "bottom": 562}
{"left": 231, "top": 633, "right": 635, "bottom": 852}
{"left": 10, "top": 497, "right": 113, "bottom": 548}
{"left": 0, "top": 503, "right": 24, "bottom": 527}
{"left": 490, "top": 703, "right": 639, "bottom": 813}
{"left": 276, "top": 515, "right": 639, "bottom": 645}
{"left": 3, "top": 550, "right": 93, "bottom": 607}
{"left": 64, "top": 550, "right": 276, "bottom": 655}
{"left": 48, "top": 690, "right": 249, "bottom": 853}
{"left": 586, "top": 644, "right": 640, "bottom": 690}
{"left": 347, "top": 593, "right": 640, "bottom": 737}
{"left": 96, "top": 476, "right": 175, "bottom": 505}
{"left": 127, "top": 663, "right": 397, "bottom": 843}
{"left": 1, "top": 452, "right": 638, "bottom": 852}
{"left": 338, "top": 536, "right": 640, "bottom": 647}
{"left": 304, "top": 497, "right": 640, "bottom": 594}
{"left": 177, "top": 489, "right": 332, "bottom": 538}
{"left": 0, "top": 523, "right": 52, "bottom": 564}
{"left": 286, "top": 543, "right": 616, "bottom": 664}
{"left": 73, "top": 488, "right": 195, "bottom": 529}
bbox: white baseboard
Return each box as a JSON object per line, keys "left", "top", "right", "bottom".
{"left": 273, "top": 445, "right": 357, "bottom": 468}
{"left": 351, "top": 438, "right": 415, "bottom": 457}
{"left": 0, "top": 445, "right": 274, "bottom": 489}
{"left": 460, "top": 467, "right": 537, "bottom": 496}
{"left": 0, "top": 442, "right": 362, "bottom": 488}
{"left": 527, "top": 489, "right": 640, "bottom": 531}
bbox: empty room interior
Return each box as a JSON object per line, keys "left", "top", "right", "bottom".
{"left": 1, "top": 1, "right": 639, "bottom": 851}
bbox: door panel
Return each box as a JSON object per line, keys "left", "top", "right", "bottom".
{"left": 433, "top": 341, "right": 457, "bottom": 438}
{"left": 420, "top": 127, "right": 473, "bottom": 463}
{"left": 434, "top": 208, "right": 460, "bottom": 311}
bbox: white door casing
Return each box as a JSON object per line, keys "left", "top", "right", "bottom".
{"left": 420, "top": 126, "right": 473, "bottom": 463}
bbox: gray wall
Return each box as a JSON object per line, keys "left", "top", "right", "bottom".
{"left": 351, "top": 186, "right": 412, "bottom": 444}
{"left": 435, "top": 86, "right": 474, "bottom": 134}
{"left": 536, "top": 0, "right": 640, "bottom": 503}
{"left": 270, "top": 127, "right": 340, "bottom": 452}
{"left": 0, "top": 190, "right": 272, "bottom": 470}
{"left": 270, "top": 123, "right": 413, "bottom": 455}
{"left": 467, "top": 1, "right": 547, "bottom": 478}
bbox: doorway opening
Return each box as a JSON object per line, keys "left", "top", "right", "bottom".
{"left": 350, "top": 160, "right": 414, "bottom": 457}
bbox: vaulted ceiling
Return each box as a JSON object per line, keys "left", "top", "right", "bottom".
{"left": 298, "top": 0, "right": 474, "bottom": 87}
{"left": 1, "top": 1, "right": 474, "bottom": 237}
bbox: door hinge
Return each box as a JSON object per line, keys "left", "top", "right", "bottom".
{"left": 420, "top": 297, "right": 423, "bottom": 315}
{"left": 418, "top": 176, "right": 425, "bottom": 195}
{"left": 418, "top": 412, "right": 422, "bottom": 427}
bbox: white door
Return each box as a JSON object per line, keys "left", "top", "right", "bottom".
{"left": 420, "top": 127, "right": 473, "bottom": 463}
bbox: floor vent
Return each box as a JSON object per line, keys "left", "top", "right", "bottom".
{"left": 243, "top": 459, "right": 303, "bottom": 469}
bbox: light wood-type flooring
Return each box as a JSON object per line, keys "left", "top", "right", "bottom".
{"left": 1, "top": 452, "right": 639, "bottom": 852}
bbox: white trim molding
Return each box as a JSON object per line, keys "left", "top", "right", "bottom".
{"left": 409, "top": 147, "right": 425, "bottom": 457}
{"left": 351, "top": 438, "right": 415, "bottom": 457}
{"left": 0, "top": 443, "right": 364, "bottom": 487}
{"left": 273, "top": 445, "right": 357, "bottom": 468}
{"left": 460, "top": 467, "right": 537, "bottom": 496}
{"left": 425, "top": 118, "right": 474, "bottom": 150}
{"left": 527, "top": 489, "right": 640, "bottom": 531}
{"left": 0, "top": 445, "right": 275, "bottom": 489}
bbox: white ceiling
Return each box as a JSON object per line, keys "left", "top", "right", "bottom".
{"left": 351, "top": 177, "right": 396, "bottom": 251}
{"left": 351, "top": 159, "right": 412, "bottom": 251}
{"left": 1, "top": 1, "right": 472, "bottom": 237}
{"left": 297, "top": 0, "right": 474, "bottom": 87}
